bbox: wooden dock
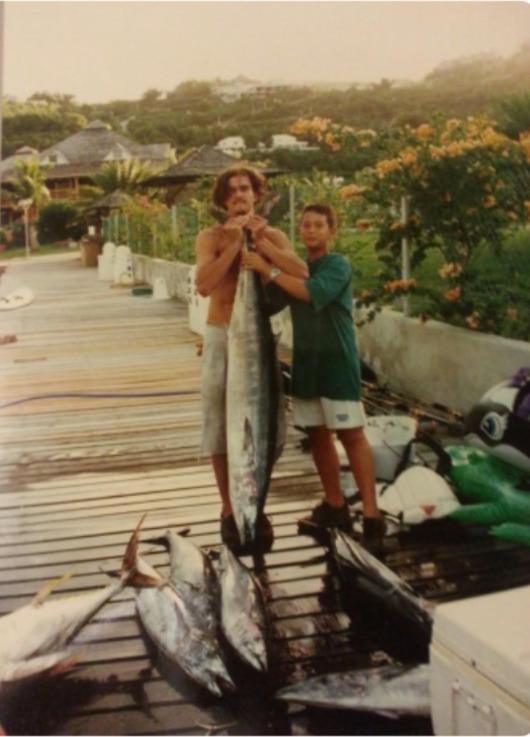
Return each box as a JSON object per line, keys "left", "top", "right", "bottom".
{"left": 1, "top": 253, "right": 529, "bottom": 736}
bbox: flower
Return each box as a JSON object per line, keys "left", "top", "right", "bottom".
{"left": 444, "top": 286, "right": 461, "bottom": 302}
{"left": 340, "top": 184, "right": 367, "bottom": 200}
{"left": 416, "top": 124, "right": 432, "bottom": 140}
{"left": 482, "top": 195, "right": 496, "bottom": 209}
{"left": 439, "top": 262, "right": 463, "bottom": 279}
{"left": 376, "top": 158, "right": 402, "bottom": 177}
{"left": 465, "top": 313, "right": 480, "bottom": 330}
{"left": 355, "top": 219, "right": 372, "bottom": 232}
{"left": 383, "top": 278, "right": 416, "bottom": 294}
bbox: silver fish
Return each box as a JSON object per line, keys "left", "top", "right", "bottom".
{"left": 134, "top": 554, "right": 234, "bottom": 697}
{"left": 330, "top": 530, "right": 433, "bottom": 636}
{"left": 227, "top": 243, "right": 285, "bottom": 544}
{"left": 148, "top": 529, "right": 220, "bottom": 636}
{"left": 276, "top": 663, "right": 431, "bottom": 717}
{"left": 218, "top": 545, "right": 268, "bottom": 672}
{"left": 0, "top": 516, "right": 150, "bottom": 685}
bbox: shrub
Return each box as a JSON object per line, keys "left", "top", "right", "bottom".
{"left": 37, "top": 200, "right": 84, "bottom": 243}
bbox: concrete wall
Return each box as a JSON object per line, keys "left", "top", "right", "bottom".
{"left": 133, "top": 255, "right": 530, "bottom": 414}
{"left": 356, "top": 308, "right": 530, "bottom": 413}
{"left": 132, "top": 254, "right": 190, "bottom": 302}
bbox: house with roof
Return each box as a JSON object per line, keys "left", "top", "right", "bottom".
{"left": 1, "top": 120, "right": 175, "bottom": 203}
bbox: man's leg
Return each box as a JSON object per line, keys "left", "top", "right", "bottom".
{"left": 336, "top": 427, "right": 379, "bottom": 517}
{"left": 306, "top": 425, "right": 344, "bottom": 508}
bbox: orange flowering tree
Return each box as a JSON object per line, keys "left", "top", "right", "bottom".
{"left": 290, "top": 115, "right": 530, "bottom": 335}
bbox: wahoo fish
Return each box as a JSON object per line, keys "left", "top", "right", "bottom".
{"left": 218, "top": 545, "right": 269, "bottom": 671}
{"left": 330, "top": 530, "right": 433, "bottom": 637}
{"left": 147, "top": 529, "right": 220, "bottom": 636}
{"left": 226, "top": 234, "right": 285, "bottom": 545}
{"left": 133, "top": 554, "right": 234, "bottom": 697}
{"left": 276, "top": 663, "right": 431, "bottom": 718}
{"left": 0, "top": 516, "right": 151, "bottom": 685}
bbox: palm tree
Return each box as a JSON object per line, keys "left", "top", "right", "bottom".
{"left": 10, "top": 157, "right": 51, "bottom": 249}
{"left": 92, "top": 159, "right": 159, "bottom": 195}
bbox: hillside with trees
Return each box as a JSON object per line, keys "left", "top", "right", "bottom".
{"left": 3, "top": 43, "right": 530, "bottom": 169}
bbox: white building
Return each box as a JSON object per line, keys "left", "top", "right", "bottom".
{"left": 215, "top": 136, "right": 246, "bottom": 155}
{"left": 270, "top": 134, "right": 308, "bottom": 151}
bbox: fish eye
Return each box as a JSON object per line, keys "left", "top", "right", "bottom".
{"left": 480, "top": 412, "right": 506, "bottom": 441}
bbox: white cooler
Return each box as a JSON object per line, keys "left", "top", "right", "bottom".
{"left": 336, "top": 414, "right": 417, "bottom": 483}
{"left": 430, "top": 585, "right": 530, "bottom": 735}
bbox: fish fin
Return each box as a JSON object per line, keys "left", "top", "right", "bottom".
{"left": 0, "top": 650, "right": 82, "bottom": 683}
{"left": 31, "top": 572, "right": 75, "bottom": 607}
{"left": 121, "top": 513, "right": 147, "bottom": 581}
{"left": 130, "top": 572, "right": 164, "bottom": 588}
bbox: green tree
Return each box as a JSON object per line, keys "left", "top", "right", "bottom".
{"left": 293, "top": 115, "right": 530, "bottom": 335}
{"left": 495, "top": 92, "right": 530, "bottom": 139}
{"left": 92, "top": 159, "right": 160, "bottom": 194}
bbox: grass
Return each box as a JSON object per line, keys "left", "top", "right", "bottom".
{"left": 0, "top": 243, "right": 78, "bottom": 261}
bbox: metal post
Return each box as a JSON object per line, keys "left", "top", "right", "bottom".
{"left": 400, "top": 195, "right": 411, "bottom": 317}
{"left": 288, "top": 183, "right": 295, "bottom": 244}
{"left": 19, "top": 199, "right": 33, "bottom": 259}
{"left": 171, "top": 205, "right": 179, "bottom": 243}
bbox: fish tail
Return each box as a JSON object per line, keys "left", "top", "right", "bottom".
{"left": 120, "top": 514, "right": 160, "bottom": 588}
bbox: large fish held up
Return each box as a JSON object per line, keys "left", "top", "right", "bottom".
{"left": 226, "top": 229, "right": 285, "bottom": 545}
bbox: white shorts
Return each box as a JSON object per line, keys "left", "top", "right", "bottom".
{"left": 200, "top": 324, "right": 228, "bottom": 454}
{"left": 293, "top": 396, "right": 366, "bottom": 430}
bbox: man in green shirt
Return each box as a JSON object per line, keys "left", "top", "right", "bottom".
{"left": 242, "top": 204, "right": 386, "bottom": 546}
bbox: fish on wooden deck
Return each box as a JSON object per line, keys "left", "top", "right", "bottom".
{"left": 0, "top": 515, "right": 153, "bottom": 686}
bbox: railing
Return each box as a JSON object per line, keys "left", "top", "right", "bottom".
{"left": 49, "top": 188, "right": 79, "bottom": 201}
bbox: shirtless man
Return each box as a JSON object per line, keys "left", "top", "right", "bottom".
{"left": 195, "top": 166, "right": 308, "bottom": 549}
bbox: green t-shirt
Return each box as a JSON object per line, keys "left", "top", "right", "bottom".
{"left": 267, "top": 252, "right": 361, "bottom": 401}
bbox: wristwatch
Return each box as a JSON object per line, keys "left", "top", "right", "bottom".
{"left": 269, "top": 266, "right": 282, "bottom": 282}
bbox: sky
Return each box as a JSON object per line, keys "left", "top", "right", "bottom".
{"left": 1, "top": 1, "right": 530, "bottom": 104}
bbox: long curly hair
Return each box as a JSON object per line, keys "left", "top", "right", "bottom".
{"left": 211, "top": 166, "right": 267, "bottom": 210}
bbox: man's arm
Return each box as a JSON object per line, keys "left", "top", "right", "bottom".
{"left": 241, "top": 251, "right": 311, "bottom": 303}
{"left": 247, "top": 217, "right": 309, "bottom": 279}
{"left": 195, "top": 225, "right": 242, "bottom": 297}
